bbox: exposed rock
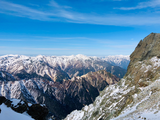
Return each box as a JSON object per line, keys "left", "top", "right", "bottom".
{"left": 0, "top": 96, "right": 6, "bottom": 105}
{"left": 81, "top": 70, "right": 120, "bottom": 91}
{"left": 127, "top": 33, "right": 160, "bottom": 75}
{"left": 4, "top": 99, "right": 12, "bottom": 107}
{"left": 11, "top": 100, "right": 28, "bottom": 113}
{"left": 27, "top": 104, "right": 49, "bottom": 120}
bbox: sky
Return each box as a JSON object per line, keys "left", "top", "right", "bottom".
{"left": 0, "top": 0, "right": 160, "bottom": 57}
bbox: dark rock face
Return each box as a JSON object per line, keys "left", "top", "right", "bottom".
{"left": 82, "top": 70, "right": 120, "bottom": 91}
{"left": 11, "top": 100, "right": 28, "bottom": 113}
{"left": 27, "top": 104, "right": 49, "bottom": 120}
{"left": 0, "top": 96, "right": 49, "bottom": 120}
{"left": 62, "top": 78, "right": 99, "bottom": 110}
{"left": 0, "top": 71, "right": 15, "bottom": 81}
{"left": 0, "top": 96, "right": 6, "bottom": 105}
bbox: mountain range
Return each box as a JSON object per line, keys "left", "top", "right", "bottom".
{"left": 0, "top": 54, "right": 126, "bottom": 119}
{"left": 103, "top": 55, "right": 130, "bottom": 69}
{"left": 0, "top": 54, "right": 128, "bottom": 82}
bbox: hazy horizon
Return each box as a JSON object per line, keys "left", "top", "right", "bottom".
{"left": 0, "top": 53, "right": 130, "bottom": 58}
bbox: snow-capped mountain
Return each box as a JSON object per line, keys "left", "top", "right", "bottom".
{"left": 64, "top": 33, "right": 160, "bottom": 120}
{"left": 103, "top": 55, "right": 130, "bottom": 69}
{"left": 0, "top": 54, "right": 126, "bottom": 81}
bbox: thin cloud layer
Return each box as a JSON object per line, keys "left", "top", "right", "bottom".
{"left": 116, "top": 0, "right": 160, "bottom": 10}
{"left": 0, "top": 0, "right": 160, "bottom": 26}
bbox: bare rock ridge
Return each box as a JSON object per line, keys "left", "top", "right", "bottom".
{"left": 81, "top": 70, "right": 119, "bottom": 91}
{"left": 131, "top": 33, "right": 160, "bottom": 61}
{"left": 126, "top": 33, "right": 160, "bottom": 80}
{"left": 64, "top": 33, "right": 160, "bottom": 120}
{"left": 127, "top": 33, "right": 160, "bottom": 73}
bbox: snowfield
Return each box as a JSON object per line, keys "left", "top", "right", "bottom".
{"left": 0, "top": 103, "right": 33, "bottom": 120}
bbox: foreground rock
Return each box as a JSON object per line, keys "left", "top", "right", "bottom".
{"left": 64, "top": 33, "right": 160, "bottom": 120}
{"left": 0, "top": 96, "right": 49, "bottom": 120}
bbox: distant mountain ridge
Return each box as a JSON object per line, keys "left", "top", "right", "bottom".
{"left": 0, "top": 54, "right": 127, "bottom": 82}
{"left": 103, "top": 55, "right": 130, "bottom": 69}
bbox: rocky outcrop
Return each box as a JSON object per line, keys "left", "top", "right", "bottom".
{"left": 127, "top": 33, "right": 160, "bottom": 75}
{"left": 130, "top": 33, "right": 160, "bottom": 62}
{"left": 126, "top": 33, "right": 160, "bottom": 84}
{"left": 0, "top": 96, "right": 49, "bottom": 120}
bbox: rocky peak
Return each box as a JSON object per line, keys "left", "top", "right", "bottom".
{"left": 127, "top": 33, "right": 160, "bottom": 76}
{"left": 130, "top": 33, "right": 160, "bottom": 63}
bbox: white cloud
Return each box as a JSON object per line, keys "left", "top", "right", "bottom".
{"left": 0, "top": 0, "right": 160, "bottom": 25}
{"left": 116, "top": 0, "right": 160, "bottom": 10}
{"left": 0, "top": 1, "right": 56, "bottom": 21}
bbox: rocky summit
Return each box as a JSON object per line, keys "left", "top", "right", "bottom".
{"left": 64, "top": 33, "right": 160, "bottom": 120}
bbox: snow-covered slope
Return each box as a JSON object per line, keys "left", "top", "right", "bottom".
{"left": 0, "top": 96, "right": 48, "bottom": 120}
{"left": 0, "top": 103, "right": 33, "bottom": 120}
{"left": 103, "top": 55, "right": 130, "bottom": 69}
{"left": 64, "top": 33, "right": 160, "bottom": 120}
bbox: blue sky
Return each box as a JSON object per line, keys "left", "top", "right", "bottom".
{"left": 0, "top": 0, "right": 160, "bottom": 56}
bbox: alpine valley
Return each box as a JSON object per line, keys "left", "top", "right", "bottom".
{"left": 0, "top": 54, "right": 128, "bottom": 119}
